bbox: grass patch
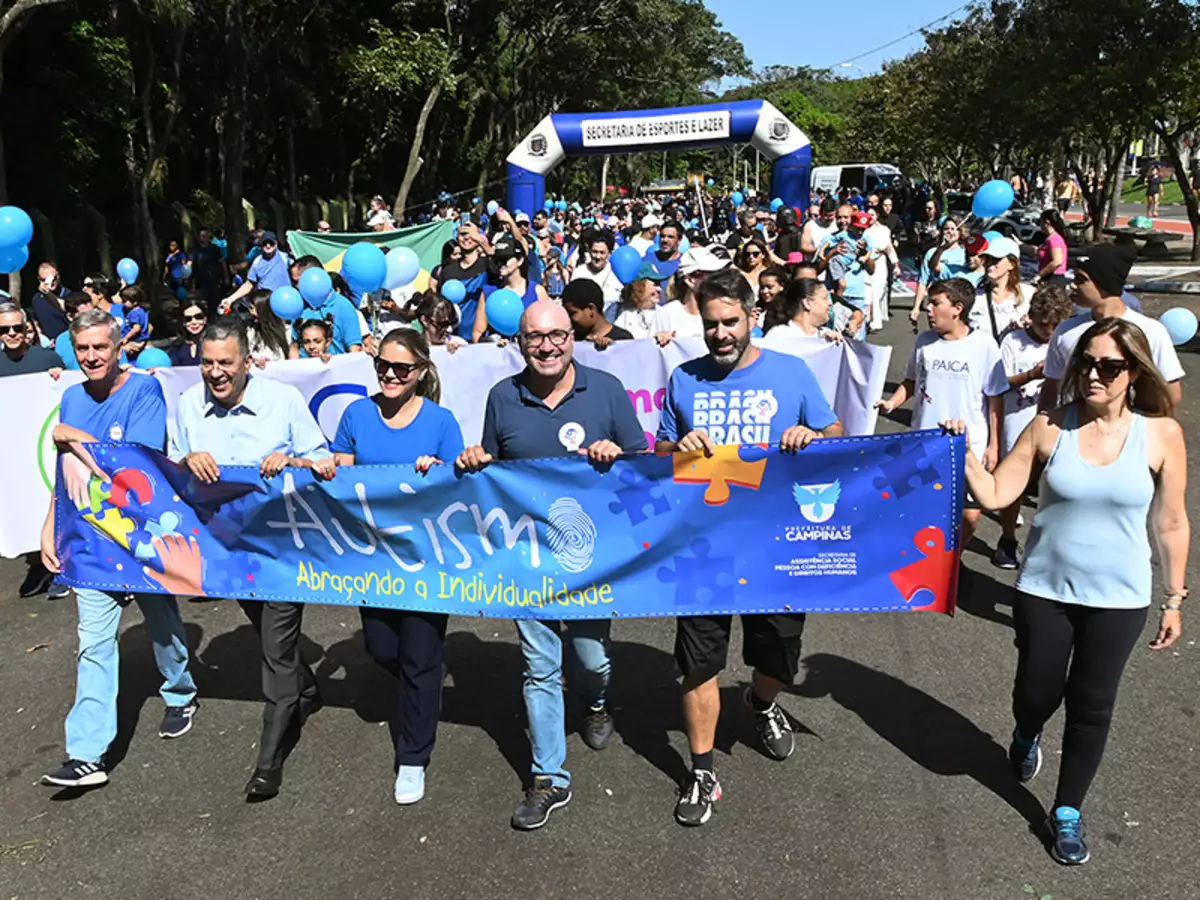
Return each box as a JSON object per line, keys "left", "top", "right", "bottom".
{"left": 1122, "top": 179, "right": 1186, "bottom": 205}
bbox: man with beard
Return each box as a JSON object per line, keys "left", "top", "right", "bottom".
{"left": 656, "top": 267, "right": 844, "bottom": 827}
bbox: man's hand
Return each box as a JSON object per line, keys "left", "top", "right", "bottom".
{"left": 183, "top": 451, "right": 221, "bottom": 484}
{"left": 455, "top": 445, "right": 493, "bottom": 473}
{"left": 779, "top": 425, "right": 819, "bottom": 453}
{"left": 676, "top": 430, "right": 716, "bottom": 456}
{"left": 48, "top": 367, "right": 63, "bottom": 381}
{"left": 583, "top": 440, "right": 621, "bottom": 465}
{"left": 260, "top": 452, "right": 292, "bottom": 478}
{"left": 592, "top": 334, "right": 614, "bottom": 351}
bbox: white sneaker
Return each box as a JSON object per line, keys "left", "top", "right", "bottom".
{"left": 394, "top": 765, "right": 425, "bottom": 805}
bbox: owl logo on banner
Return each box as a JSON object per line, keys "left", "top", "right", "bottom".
{"left": 793, "top": 481, "right": 841, "bottom": 524}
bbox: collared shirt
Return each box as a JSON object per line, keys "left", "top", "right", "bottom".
{"left": 481, "top": 361, "right": 647, "bottom": 460}
{"left": 169, "top": 374, "right": 331, "bottom": 466}
{"left": 247, "top": 250, "right": 292, "bottom": 291}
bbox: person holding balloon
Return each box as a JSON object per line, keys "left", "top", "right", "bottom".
{"left": 474, "top": 244, "right": 547, "bottom": 342}
{"left": 908, "top": 217, "right": 970, "bottom": 329}
{"left": 289, "top": 256, "right": 363, "bottom": 354}
{"left": 430, "top": 217, "right": 490, "bottom": 341}
{"left": 222, "top": 230, "right": 291, "bottom": 309}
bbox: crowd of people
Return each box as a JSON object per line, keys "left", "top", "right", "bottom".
{"left": 0, "top": 179, "right": 1189, "bottom": 868}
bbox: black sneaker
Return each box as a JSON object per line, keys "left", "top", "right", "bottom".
{"left": 675, "top": 769, "right": 721, "bottom": 826}
{"left": 41, "top": 759, "right": 108, "bottom": 788}
{"left": 992, "top": 538, "right": 1020, "bottom": 570}
{"left": 511, "top": 778, "right": 571, "bottom": 831}
{"left": 159, "top": 701, "right": 198, "bottom": 738}
{"left": 745, "top": 687, "right": 795, "bottom": 761}
{"left": 1045, "top": 806, "right": 1090, "bottom": 865}
{"left": 1008, "top": 730, "right": 1042, "bottom": 783}
{"left": 581, "top": 704, "right": 614, "bottom": 750}
{"left": 47, "top": 581, "right": 71, "bottom": 600}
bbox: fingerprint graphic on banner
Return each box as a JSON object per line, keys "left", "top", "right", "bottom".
{"left": 546, "top": 497, "right": 597, "bottom": 574}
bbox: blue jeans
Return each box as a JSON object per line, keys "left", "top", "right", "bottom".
{"left": 515, "top": 618, "right": 611, "bottom": 788}
{"left": 65, "top": 588, "right": 197, "bottom": 763}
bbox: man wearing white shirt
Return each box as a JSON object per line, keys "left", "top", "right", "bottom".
{"left": 628, "top": 214, "right": 661, "bottom": 257}
{"left": 1040, "top": 244, "right": 1183, "bottom": 409}
{"left": 569, "top": 229, "right": 623, "bottom": 308}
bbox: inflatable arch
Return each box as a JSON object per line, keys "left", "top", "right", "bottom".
{"left": 505, "top": 100, "right": 812, "bottom": 215}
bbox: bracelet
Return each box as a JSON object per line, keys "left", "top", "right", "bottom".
{"left": 1161, "top": 601, "right": 1184, "bottom": 612}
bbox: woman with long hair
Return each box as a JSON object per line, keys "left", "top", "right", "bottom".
{"left": 612, "top": 273, "right": 670, "bottom": 340}
{"left": 414, "top": 293, "right": 466, "bottom": 349}
{"left": 330, "top": 329, "right": 465, "bottom": 806}
{"left": 474, "top": 243, "right": 548, "bottom": 342}
{"left": 1036, "top": 210, "right": 1070, "bottom": 286}
{"left": 763, "top": 277, "right": 839, "bottom": 341}
{"left": 247, "top": 289, "right": 291, "bottom": 364}
{"left": 736, "top": 237, "right": 770, "bottom": 289}
{"left": 973, "top": 236, "right": 1033, "bottom": 341}
{"left": 168, "top": 299, "right": 208, "bottom": 367}
{"left": 945, "top": 318, "right": 1188, "bottom": 867}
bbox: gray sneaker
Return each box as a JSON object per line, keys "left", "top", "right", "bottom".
{"left": 675, "top": 769, "right": 721, "bottom": 826}
{"left": 511, "top": 779, "right": 571, "bottom": 831}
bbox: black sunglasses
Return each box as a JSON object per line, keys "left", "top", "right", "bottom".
{"left": 1081, "top": 353, "right": 1130, "bottom": 381}
{"left": 375, "top": 359, "right": 421, "bottom": 379}
{"left": 183, "top": 313, "right": 207, "bottom": 323}
{"left": 0, "top": 324, "right": 26, "bottom": 336}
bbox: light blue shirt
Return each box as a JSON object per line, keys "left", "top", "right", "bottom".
{"left": 919, "top": 245, "right": 969, "bottom": 285}
{"left": 169, "top": 374, "right": 331, "bottom": 466}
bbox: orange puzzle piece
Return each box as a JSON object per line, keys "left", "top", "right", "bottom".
{"left": 672, "top": 444, "right": 768, "bottom": 506}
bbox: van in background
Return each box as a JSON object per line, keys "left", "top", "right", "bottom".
{"left": 811, "top": 163, "right": 902, "bottom": 196}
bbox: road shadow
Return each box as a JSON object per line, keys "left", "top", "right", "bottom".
{"left": 794, "top": 653, "right": 1044, "bottom": 826}
{"left": 876, "top": 380, "right": 913, "bottom": 428}
{"left": 955, "top": 566, "right": 1016, "bottom": 629}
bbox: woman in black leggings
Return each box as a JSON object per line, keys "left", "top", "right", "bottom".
{"left": 944, "top": 317, "right": 1189, "bottom": 865}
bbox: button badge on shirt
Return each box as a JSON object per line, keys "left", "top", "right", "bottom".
{"left": 109, "top": 424, "right": 124, "bottom": 441}
{"left": 558, "top": 422, "right": 586, "bottom": 452}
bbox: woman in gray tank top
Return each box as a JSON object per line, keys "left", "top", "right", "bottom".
{"left": 943, "top": 318, "right": 1189, "bottom": 867}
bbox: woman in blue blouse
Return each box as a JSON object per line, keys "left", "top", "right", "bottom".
{"left": 331, "top": 329, "right": 464, "bottom": 806}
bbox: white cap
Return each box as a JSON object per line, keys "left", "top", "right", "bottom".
{"left": 678, "top": 246, "right": 730, "bottom": 276}
{"left": 641, "top": 213, "right": 663, "bottom": 230}
{"left": 981, "top": 235, "right": 1021, "bottom": 259}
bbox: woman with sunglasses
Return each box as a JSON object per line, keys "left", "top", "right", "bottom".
{"left": 475, "top": 243, "right": 548, "bottom": 342}
{"left": 169, "top": 301, "right": 208, "bottom": 367}
{"left": 330, "top": 329, "right": 464, "bottom": 806}
{"left": 909, "top": 216, "right": 968, "bottom": 329}
{"left": 414, "top": 293, "right": 466, "bottom": 351}
{"left": 943, "top": 318, "right": 1188, "bottom": 867}
{"left": 762, "top": 277, "right": 841, "bottom": 343}
{"left": 735, "top": 237, "right": 770, "bottom": 289}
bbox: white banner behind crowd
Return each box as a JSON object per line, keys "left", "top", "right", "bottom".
{"left": 0, "top": 337, "right": 889, "bottom": 558}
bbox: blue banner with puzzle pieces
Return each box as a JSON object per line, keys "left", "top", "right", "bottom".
{"left": 55, "top": 431, "right": 966, "bottom": 617}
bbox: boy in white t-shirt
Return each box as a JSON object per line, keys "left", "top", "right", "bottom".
{"left": 1040, "top": 243, "right": 1184, "bottom": 409}
{"left": 878, "top": 277, "right": 1008, "bottom": 551}
{"left": 992, "top": 284, "right": 1076, "bottom": 569}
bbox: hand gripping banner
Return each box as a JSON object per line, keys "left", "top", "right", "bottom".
{"left": 55, "top": 431, "right": 965, "bottom": 619}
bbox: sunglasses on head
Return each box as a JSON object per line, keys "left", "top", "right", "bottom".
{"left": 1081, "top": 353, "right": 1130, "bottom": 381}
{"left": 0, "top": 324, "right": 23, "bottom": 336}
{"left": 375, "top": 358, "right": 421, "bottom": 379}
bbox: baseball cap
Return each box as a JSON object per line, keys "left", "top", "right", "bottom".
{"left": 260, "top": 230, "right": 278, "bottom": 245}
{"left": 514, "top": 211, "right": 531, "bottom": 224}
{"left": 850, "top": 211, "right": 872, "bottom": 230}
{"left": 678, "top": 246, "right": 730, "bottom": 276}
{"left": 635, "top": 259, "right": 673, "bottom": 282}
{"left": 980, "top": 235, "right": 1020, "bottom": 260}
{"left": 964, "top": 234, "right": 989, "bottom": 256}
{"left": 641, "top": 213, "right": 663, "bottom": 230}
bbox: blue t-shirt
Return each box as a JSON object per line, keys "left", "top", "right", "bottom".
{"left": 658, "top": 348, "right": 838, "bottom": 446}
{"left": 122, "top": 305, "right": 149, "bottom": 338}
{"left": 819, "top": 229, "right": 874, "bottom": 301}
{"left": 60, "top": 372, "right": 167, "bottom": 450}
{"left": 331, "top": 396, "right": 464, "bottom": 465}
{"left": 166, "top": 250, "right": 189, "bottom": 280}
{"left": 248, "top": 250, "right": 292, "bottom": 291}
{"left": 920, "top": 245, "right": 969, "bottom": 285}
{"left": 294, "top": 294, "right": 363, "bottom": 354}
{"left": 55, "top": 331, "right": 79, "bottom": 371}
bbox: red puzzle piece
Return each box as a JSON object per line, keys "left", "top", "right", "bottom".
{"left": 110, "top": 468, "right": 153, "bottom": 509}
{"left": 889, "top": 525, "right": 959, "bottom": 614}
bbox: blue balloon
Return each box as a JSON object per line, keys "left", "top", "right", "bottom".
{"left": 342, "top": 241, "right": 387, "bottom": 293}
{"left": 1161, "top": 307, "right": 1198, "bottom": 345}
{"left": 972, "top": 180, "right": 1015, "bottom": 218}
{"left": 706, "top": 178, "right": 715, "bottom": 186}
{"left": 487, "top": 200, "right": 499, "bottom": 216}
{"left": 731, "top": 191, "right": 745, "bottom": 207}
{"left": 136, "top": 347, "right": 172, "bottom": 370}
{"left": 486, "top": 288, "right": 523, "bottom": 337}
{"left": 0, "top": 244, "right": 28, "bottom": 274}
{"left": 610, "top": 245, "right": 643, "bottom": 285}
{"left": 116, "top": 257, "right": 139, "bottom": 284}
{"left": 556, "top": 200, "right": 568, "bottom": 211}
{"left": 0, "top": 207, "right": 33, "bottom": 250}
{"left": 472, "top": 196, "right": 481, "bottom": 205}
{"left": 981, "top": 230, "right": 1004, "bottom": 244}
{"left": 298, "top": 266, "right": 333, "bottom": 305}
{"left": 544, "top": 199, "right": 555, "bottom": 212}
{"left": 383, "top": 246, "right": 421, "bottom": 291}
{"left": 770, "top": 198, "right": 784, "bottom": 212}
{"left": 270, "top": 286, "right": 304, "bottom": 320}
{"left": 441, "top": 280, "right": 466, "bottom": 304}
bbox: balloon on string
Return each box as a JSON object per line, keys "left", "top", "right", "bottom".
{"left": 270, "top": 286, "right": 304, "bottom": 320}
{"left": 982, "top": 230, "right": 1004, "bottom": 243}
{"left": 486, "top": 200, "right": 499, "bottom": 216}
{"left": 556, "top": 200, "right": 568, "bottom": 212}
{"left": 731, "top": 191, "right": 744, "bottom": 207}
{"left": 116, "top": 257, "right": 139, "bottom": 284}
{"left": 136, "top": 347, "right": 172, "bottom": 369}
{"left": 0, "top": 244, "right": 28, "bottom": 274}
{"left": 1161, "top": 307, "right": 1198, "bottom": 345}
{"left": 486, "top": 288, "right": 523, "bottom": 337}
{"left": 342, "top": 241, "right": 387, "bottom": 293}
{"left": 383, "top": 246, "right": 421, "bottom": 290}
{"left": 441, "top": 280, "right": 466, "bottom": 304}
{"left": 298, "top": 266, "right": 333, "bottom": 305}
{"left": 0, "top": 206, "right": 33, "bottom": 250}
{"left": 770, "top": 198, "right": 784, "bottom": 212}
{"left": 972, "top": 180, "right": 1015, "bottom": 218}
{"left": 610, "top": 245, "right": 643, "bottom": 284}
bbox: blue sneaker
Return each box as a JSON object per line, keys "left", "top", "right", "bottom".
{"left": 394, "top": 765, "right": 425, "bottom": 805}
{"left": 1008, "top": 730, "right": 1042, "bottom": 783}
{"left": 1045, "top": 806, "right": 1090, "bottom": 865}
{"left": 159, "top": 701, "right": 198, "bottom": 739}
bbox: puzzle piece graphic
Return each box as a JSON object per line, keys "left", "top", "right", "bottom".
{"left": 133, "top": 512, "right": 183, "bottom": 561}
{"left": 82, "top": 506, "right": 137, "bottom": 550}
{"left": 83, "top": 477, "right": 112, "bottom": 514}
{"left": 889, "top": 525, "right": 959, "bottom": 613}
{"left": 607, "top": 469, "right": 670, "bottom": 525}
{"left": 656, "top": 537, "right": 736, "bottom": 606}
{"left": 673, "top": 444, "right": 769, "bottom": 506}
{"left": 109, "top": 469, "right": 153, "bottom": 510}
{"left": 872, "top": 443, "right": 940, "bottom": 498}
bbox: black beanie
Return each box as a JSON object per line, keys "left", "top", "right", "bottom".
{"left": 1076, "top": 243, "right": 1137, "bottom": 297}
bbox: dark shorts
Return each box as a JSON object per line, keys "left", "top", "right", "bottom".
{"left": 674, "top": 612, "right": 808, "bottom": 686}
{"left": 1055, "top": 198, "right": 1070, "bottom": 212}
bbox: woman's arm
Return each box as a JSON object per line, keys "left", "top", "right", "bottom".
{"left": 1151, "top": 418, "right": 1189, "bottom": 648}
{"left": 949, "top": 413, "right": 1044, "bottom": 510}
{"left": 333, "top": 452, "right": 355, "bottom": 466}
{"left": 1036, "top": 244, "right": 1065, "bottom": 278}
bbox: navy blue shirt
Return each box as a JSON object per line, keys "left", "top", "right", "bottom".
{"left": 332, "top": 396, "right": 464, "bottom": 465}
{"left": 32, "top": 287, "right": 69, "bottom": 339}
{"left": 481, "top": 362, "right": 647, "bottom": 460}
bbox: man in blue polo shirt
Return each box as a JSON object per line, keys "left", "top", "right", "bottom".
{"left": 456, "top": 299, "right": 646, "bottom": 832}
{"left": 222, "top": 230, "right": 292, "bottom": 308}
{"left": 656, "top": 266, "right": 844, "bottom": 828}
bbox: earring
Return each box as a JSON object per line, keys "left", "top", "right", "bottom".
{"left": 1127, "top": 382, "right": 1136, "bottom": 405}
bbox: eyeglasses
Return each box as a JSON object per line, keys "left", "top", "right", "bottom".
{"left": 0, "top": 324, "right": 24, "bottom": 336}
{"left": 1081, "top": 353, "right": 1130, "bottom": 381}
{"left": 519, "top": 329, "right": 571, "bottom": 348}
{"left": 375, "top": 359, "right": 422, "bottom": 379}
{"left": 422, "top": 316, "right": 455, "bottom": 330}
{"left": 183, "top": 313, "right": 207, "bottom": 323}
{"left": 745, "top": 251, "right": 763, "bottom": 259}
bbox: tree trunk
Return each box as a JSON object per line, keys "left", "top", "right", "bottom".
{"left": 286, "top": 118, "right": 298, "bottom": 205}
{"left": 393, "top": 80, "right": 442, "bottom": 220}
{"left": 222, "top": 0, "right": 248, "bottom": 256}
{"left": 0, "top": 55, "right": 16, "bottom": 298}
{"left": 1156, "top": 124, "right": 1200, "bottom": 262}
{"left": 1106, "top": 139, "right": 1130, "bottom": 228}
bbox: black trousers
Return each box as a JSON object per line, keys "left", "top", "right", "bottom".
{"left": 238, "top": 599, "right": 320, "bottom": 770}
{"left": 1012, "top": 592, "right": 1147, "bottom": 810}
{"left": 360, "top": 608, "right": 448, "bottom": 769}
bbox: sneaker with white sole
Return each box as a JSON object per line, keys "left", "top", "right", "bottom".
{"left": 42, "top": 759, "right": 108, "bottom": 788}
{"left": 675, "top": 769, "right": 721, "bottom": 826}
{"left": 1045, "top": 806, "right": 1090, "bottom": 865}
{"left": 745, "top": 687, "right": 795, "bottom": 761}
{"left": 1008, "top": 730, "right": 1042, "bottom": 783}
{"left": 159, "top": 701, "right": 198, "bottom": 738}
{"left": 394, "top": 765, "right": 425, "bottom": 805}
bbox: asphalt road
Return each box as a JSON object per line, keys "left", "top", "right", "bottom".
{"left": 1, "top": 295, "right": 1197, "bottom": 900}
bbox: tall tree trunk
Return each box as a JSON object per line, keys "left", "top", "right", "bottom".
{"left": 0, "top": 56, "right": 16, "bottom": 298}
{"left": 286, "top": 118, "right": 298, "bottom": 205}
{"left": 1156, "top": 124, "right": 1200, "bottom": 262}
{"left": 393, "top": 81, "right": 442, "bottom": 220}
{"left": 1106, "top": 135, "right": 1131, "bottom": 228}
{"left": 222, "top": 0, "right": 248, "bottom": 256}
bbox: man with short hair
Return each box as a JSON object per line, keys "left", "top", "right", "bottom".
{"left": 646, "top": 220, "right": 684, "bottom": 279}
{"left": 192, "top": 227, "right": 229, "bottom": 314}
{"left": 54, "top": 293, "right": 94, "bottom": 370}
{"left": 724, "top": 209, "right": 758, "bottom": 253}
{"left": 656, "top": 268, "right": 844, "bottom": 827}
{"left": 456, "top": 299, "right": 647, "bottom": 831}
{"left": 800, "top": 198, "right": 838, "bottom": 261}
{"left": 316, "top": 220, "right": 333, "bottom": 234}
{"left": 628, "top": 213, "right": 661, "bottom": 256}
{"left": 223, "top": 231, "right": 291, "bottom": 306}
{"left": 0, "top": 302, "right": 63, "bottom": 376}
{"left": 568, "top": 228, "right": 622, "bottom": 309}
{"left": 561, "top": 279, "right": 632, "bottom": 348}
{"left": 32, "top": 262, "right": 70, "bottom": 339}
{"left": 170, "top": 318, "right": 335, "bottom": 800}
{"left": 39, "top": 309, "right": 198, "bottom": 788}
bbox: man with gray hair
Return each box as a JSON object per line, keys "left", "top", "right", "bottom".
{"left": 39, "top": 309, "right": 198, "bottom": 788}
{"left": 169, "top": 316, "right": 335, "bottom": 800}
{"left": 0, "top": 301, "right": 63, "bottom": 377}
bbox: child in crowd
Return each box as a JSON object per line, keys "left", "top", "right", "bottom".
{"left": 818, "top": 211, "right": 875, "bottom": 339}
{"left": 877, "top": 277, "right": 1008, "bottom": 554}
{"left": 119, "top": 284, "right": 151, "bottom": 355}
{"left": 297, "top": 318, "right": 334, "bottom": 362}
{"left": 991, "top": 284, "right": 1076, "bottom": 568}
